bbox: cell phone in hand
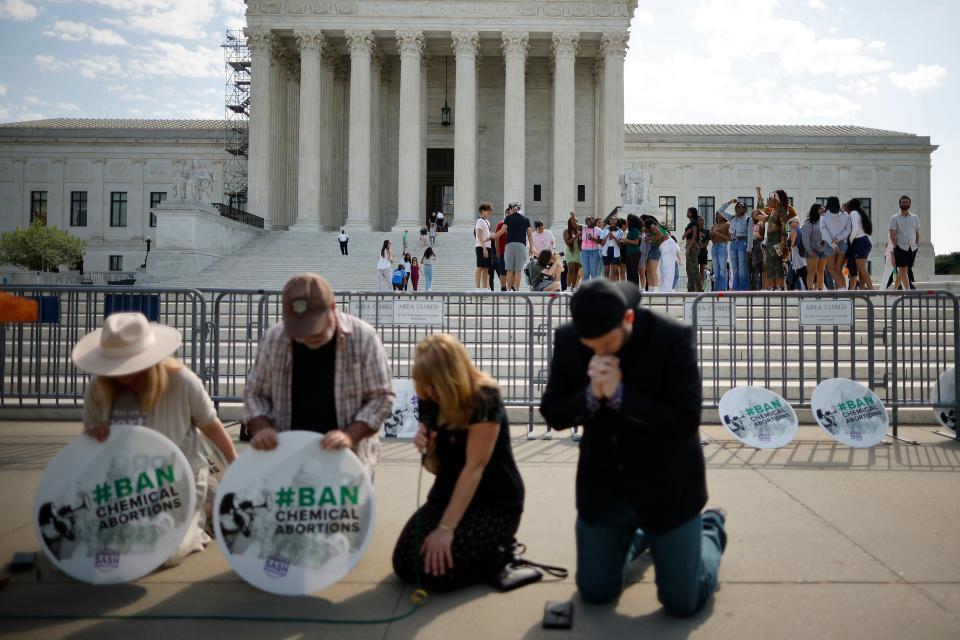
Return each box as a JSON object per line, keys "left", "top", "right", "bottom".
{"left": 542, "top": 600, "right": 573, "bottom": 629}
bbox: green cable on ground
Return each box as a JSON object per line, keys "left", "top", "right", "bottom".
{"left": 3, "top": 467, "right": 430, "bottom": 626}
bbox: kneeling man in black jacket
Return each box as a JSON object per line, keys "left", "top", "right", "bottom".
{"left": 540, "top": 279, "right": 726, "bottom": 617}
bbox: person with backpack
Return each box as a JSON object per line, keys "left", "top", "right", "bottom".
{"left": 801, "top": 203, "right": 828, "bottom": 290}
{"left": 847, "top": 198, "right": 874, "bottom": 290}
{"left": 787, "top": 218, "right": 807, "bottom": 290}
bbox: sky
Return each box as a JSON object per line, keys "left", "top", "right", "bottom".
{"left": 0, "top": 0, "right": 956, "bottom": 251}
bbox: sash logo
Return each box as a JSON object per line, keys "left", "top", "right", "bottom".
{"left": 263, "top": 554, "right": 290, "bottom": 579}
{"left": 95, "top": 548, "right": 120, "bottom": 572}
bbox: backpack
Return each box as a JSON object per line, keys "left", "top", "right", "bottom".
{"left": 523, "top": 259, "right": 535, "bottom": 287}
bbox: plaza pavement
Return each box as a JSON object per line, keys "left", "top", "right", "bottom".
{"left": 1, "top": 419, "right": 959, "bottom": 640}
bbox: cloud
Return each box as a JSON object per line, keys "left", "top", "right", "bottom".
{"left": 690, "top": 0, "right": 891, "bottom": 79}
{"left": 808, "top": 0, "right": 825, "bottom": 9}
{"left": 0, "top": 83, "right": 6, "bottom": 96}
{"left": 35, "top": 53, "right": 125, "bottom": 78}
{"left": 43, "top": 20, "right": 127, "bottom": 46}
{"left": 92, "top": 0, "right": 217, "bottom": 40}
{"left": 889, "top": 64, "right": 947, "bottom": 94}
{"left": 129, "top": 40, "right": 223, "bottom": 78}
{"left": 34, "top": 38, "right": 222, "bottom": 81}
{"left": 632, "top": 10, "right": 654, "bottom": 26}
{"left": 0, "top": 0, "right": 39, "bottom": 21}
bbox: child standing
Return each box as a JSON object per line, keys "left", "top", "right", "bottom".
{"left": 420, "top": 227, "right": 428, "bottom": 248}
{"left": 411, "top": 257, "right": 420, "bottom": 291}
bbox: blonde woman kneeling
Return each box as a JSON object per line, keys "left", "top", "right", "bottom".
{"left": 392, "top": 334, "right": 525, "bottom": 591}
{"left": 74, "top": 312, "right": 237, "bottom": 565}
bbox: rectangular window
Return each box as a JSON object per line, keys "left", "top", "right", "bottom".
{"left": 698, "top": 196, "right": 715, "bottom": 228}
{"left": 857, "top": 197, "right": 872, "bottom": 220}
{"left": 110, "top": 191, "right": 127, "bottom": 227}
{"left": 30, "top": 191, "right": 48, "bottom": 225}
{"left": 533, "top": 184, "right": 542, "bottom": 202}
{"left": 738, "top": 196, "right": 755, "bottom": 212}
{"left": 109, "top": 255, "right": 123, "bottom": 271}
{"left": 577, "top": 185, "right": 586, "bottom": 203}
{"left": 149, "top": 191, "right": 166, "bottom": 227}
{"left": 70, "top": 191, "right": 88, "bottom": 227}
{"left": 815, "top": 197, "right": 831, "bottom": 208}
{"left": 659, "top": 196, "right": 677, "bottom": 230}
{"left": 787, "top": 196, "right": 794, "bottom": 207}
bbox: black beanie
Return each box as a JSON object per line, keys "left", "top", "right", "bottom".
{"left": 570, "top": 279, "right": 630, "bottom": 339}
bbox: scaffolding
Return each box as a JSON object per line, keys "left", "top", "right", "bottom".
{"left": 222, "top": 30, "right": 250, "bottom": 212}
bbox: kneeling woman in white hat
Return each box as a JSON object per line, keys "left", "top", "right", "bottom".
{"left": 72, "top": 312, "right": 237, "bottom": 564}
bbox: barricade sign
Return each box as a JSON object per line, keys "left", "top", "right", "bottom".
{"left": 811, "top": 378, "right": 888, "bottom": 447}
{"left": 33, "top": 426, "right": 196, "bottom": 584}
{"left": 799, "top": 299, "right": 853, "bottom": 327}
{"left": 931, "top": 367, "right": 957, "bottom": 432}
{"left": 684, "top": 300, "right": 735, "bottom": 327}
{"left": 214, "top": 432, "right": 375, "bottom": 596}
{"left": 719, "top": 387, "right": 798, "bottom": 448}
{"left": 359, "top": 299, "right": 444, "bottom": 326}
{"left": 359, "top": 301, "right": 394, "bottom": 324}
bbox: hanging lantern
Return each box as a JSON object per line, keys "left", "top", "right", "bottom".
{"left": 441, "top": 57, "right": 451, "bottom": 126}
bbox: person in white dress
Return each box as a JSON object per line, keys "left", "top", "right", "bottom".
{"left": 658, "top": 236, "right": 680, "bottom": 292}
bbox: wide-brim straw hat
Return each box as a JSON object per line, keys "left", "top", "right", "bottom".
{"left": 72, "top": 312, "right": 181, "bottom": 377}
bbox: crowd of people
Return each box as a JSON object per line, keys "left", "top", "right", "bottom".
{"left": 369, "top": 191, "right": 920, "bottom": 295}
{"left": 72, "top": 273, "right": 725, "bottom": 618}
{"left": 472, "top": 191, "right": 920, "bottom": 294}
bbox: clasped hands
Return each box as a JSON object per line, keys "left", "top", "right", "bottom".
{"left": 588, "top": 354, "right": 622, "bottom": 400}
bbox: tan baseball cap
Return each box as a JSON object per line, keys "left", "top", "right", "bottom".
{"left": 282, "top": 273, "right": 335, "bottom": 338}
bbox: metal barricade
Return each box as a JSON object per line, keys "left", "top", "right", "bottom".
{"left": 691, "top": 292, "right": 876, "bottom": 408}
{"left": 889, "top": 291, "right": 960, "bottom": 438}
{"left": 1, "top": 284, "right": 957, "bottom": 438}
{"left": 0, "top": 286, "right": 206, "bottom": 406}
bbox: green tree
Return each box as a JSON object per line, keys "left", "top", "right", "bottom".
{"left": 0, "top": 221, "right": 85, "bottom": 272}
{"left": 935, "top": 253, "right": 960, "bottom": 275}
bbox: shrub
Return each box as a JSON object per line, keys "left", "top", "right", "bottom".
{"left": 0, "top": 221, "right": 85, "bottom": 272}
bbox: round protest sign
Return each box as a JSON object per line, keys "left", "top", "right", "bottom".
{"left": 214, "top": 432, "right": 375, "bottom": 596}
{"left": 931, "top": 367, "right": 957, "bottom": 432}
{"left": 33, "top": 425, "right": 196, "bottom": 584}
{"left": 811, "top": 378, "right": 888, "bottom": 447}
{"left": 719, "top": 387, "right": 798, "bottom": 448}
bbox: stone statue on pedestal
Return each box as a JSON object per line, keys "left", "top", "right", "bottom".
{"left": 172, "top": 159, "right": 215, "bottom": 204}
{"left": 621, "top": 161, "right": 654, "bottom": 207}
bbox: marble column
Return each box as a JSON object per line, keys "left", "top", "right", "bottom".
{"left": 369, "top": 45, "right": 383, "bottom": 230}
{"left": 345, "top": 30, "right": 375, "bottom": 229}
{"left": 332, "top": 56, "right": 349, "bottom": 229}
{"left": 269, "top": 43, "right": 286, "bottom": 228}
{"left": 593, "top": 57, "right": 604, "bottom": 220}
{"left": 285, "top": 61, "right": 300, "bottom": 229}
{"left": 452, "top": 30, "right": 480, "bottom": 224}
{"left": 394, "top": 30, "right": 425, "bottom": 231}
{"left": 318, "top": 47, "right": 336, "bottom": 229}
{"left": 600, "top": 31, "right": 628, "bottom": 220}
{"left": 551, "top": 31, "right": 579, "bottom": 227}
{"left": 292, "top": 30, "right": 324, "bottom": 232}
{"left": 245, "top": 28, "right": 274, "bottom": 226}
{"left": 501, "top": 31, "right": 528, "bottom": 213}
{"left": 419, "top": 54, "right": 431, "bottom": 222}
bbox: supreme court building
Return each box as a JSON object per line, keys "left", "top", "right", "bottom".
{"left": 243, "top": 0, "right": 634, "bottom": 232}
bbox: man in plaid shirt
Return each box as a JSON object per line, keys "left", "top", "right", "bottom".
{"left": 244, "top": 273, "right": 394, "bottom": 476}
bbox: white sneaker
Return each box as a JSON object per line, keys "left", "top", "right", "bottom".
{"left": 571, "top": 430, "right": 582, "bottom": 442}
{"left": 526, "top": 430, "right": 538, "bottom": 441}
{"left": 541, "top": 429, "right": 553, "bottom": 440}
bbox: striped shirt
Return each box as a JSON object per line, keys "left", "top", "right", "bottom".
{"left": 244, "top": 310, "right": 395, "bottom": 476}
